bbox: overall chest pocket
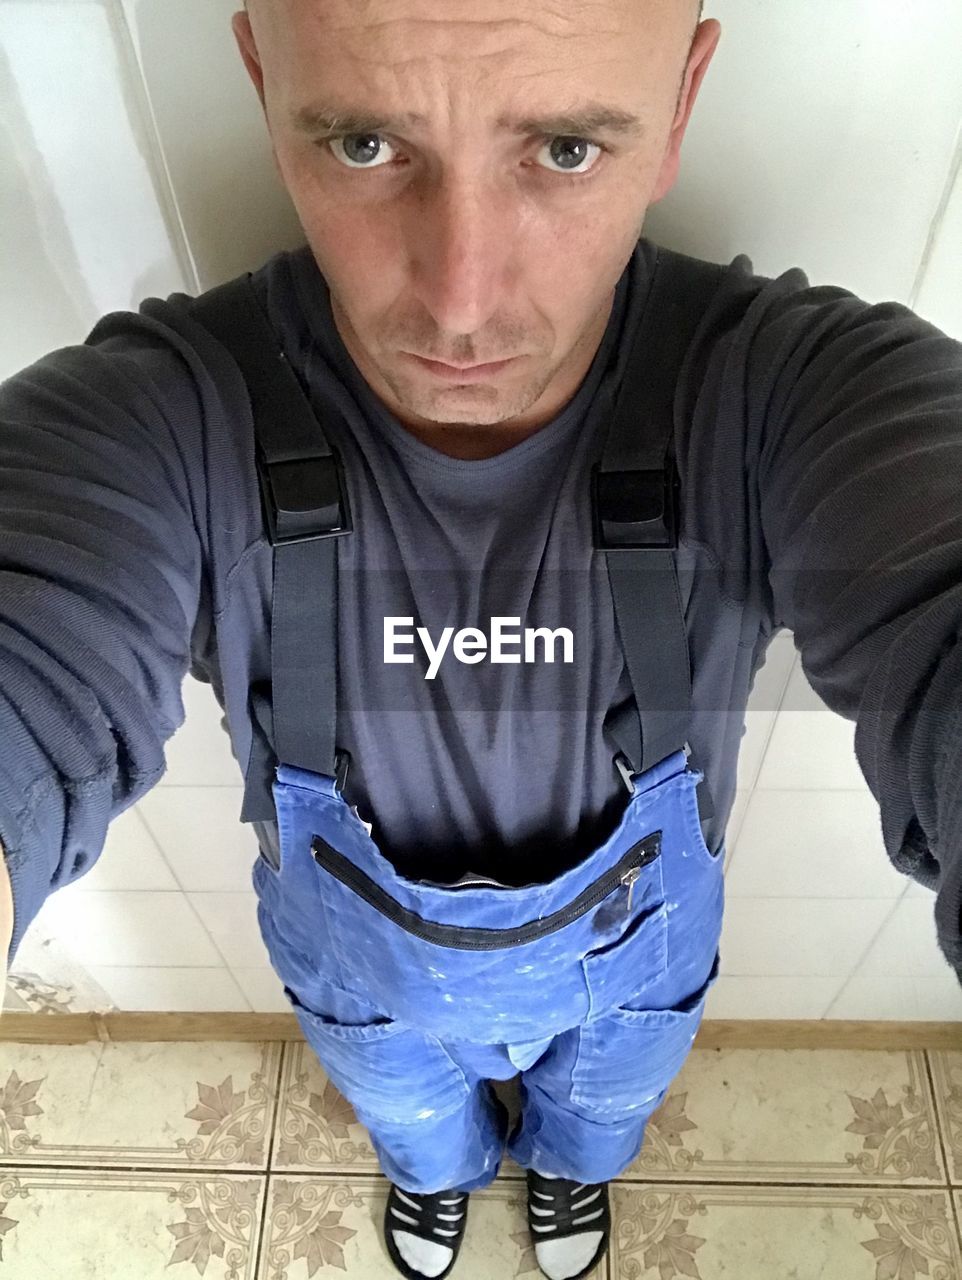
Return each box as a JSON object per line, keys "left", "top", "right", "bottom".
{"left": 580, "top": 895, "right": 670, "bottom": 1022}
{"left": 311, "top": 829, "right": 665, "bottom": 951}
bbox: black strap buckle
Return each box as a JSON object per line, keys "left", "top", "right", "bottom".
{"left": 334, "top": 748, "right": 351, "bottom": 793}
{"left": 614, "top": 752, "right": 637, "bottom": 795}
{"left": 591, "top": 466, "right": 678, "bottom": 550}
{"left": 257, "top": 450, "right": 353, "bottom": 547}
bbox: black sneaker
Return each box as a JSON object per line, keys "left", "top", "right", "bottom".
{"left": 525, "top": 1168, "right": 611, "bottom": 1280}
{"left": 384, "top": 1183, "right": 470, "bottom": 1280}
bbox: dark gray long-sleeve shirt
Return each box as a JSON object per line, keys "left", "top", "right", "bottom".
{"left": 2, "top": 237, "right": 961, "bottom": 987}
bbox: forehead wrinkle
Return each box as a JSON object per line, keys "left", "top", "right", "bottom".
{"left": 316, "top": 20, "right": 629, "bottom": 90}
{"left": 317, "top": 10, "right": 626, "bottom": 50}
{"left": 274, "top": 2, "right": 678, "bottom": 125}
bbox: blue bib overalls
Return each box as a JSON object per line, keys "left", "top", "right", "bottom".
{"left": 253, "top": 750, "right": 723, "bottom": 1193}
{"left": 187, "top": 242, "right": 729, "bottom": 1196}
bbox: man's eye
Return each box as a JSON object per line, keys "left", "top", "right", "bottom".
{"left": 327, "top": 134, "right": 397, "bottom": 170}
{"left": 535, "top": 136, "right": 606, "bottom": 176}
{"left": 323, "top": 133, "right": 607, "bottom": 177}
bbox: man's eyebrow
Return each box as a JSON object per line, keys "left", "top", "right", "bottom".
{"left": 292, "top": 102, "right": 645, "bottom": 140}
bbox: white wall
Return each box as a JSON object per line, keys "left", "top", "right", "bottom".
{"left": 1, "top": 0, "right": 960, "bottom": 1019}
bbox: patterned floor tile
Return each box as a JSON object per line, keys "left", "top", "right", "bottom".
{"left": 257, "top": 1174, "right": 605, "bottom": 1279}
{"left": 608, "top": 1182, "right": 961, "bottom": 1278}
{"left": 0, "top": 1169, "right": 265, "bottom": 1278}
{"left": 929, "top": 1052, "right": 962, "bottom": 1184}
{"left": 270, "top": 1042, "right": 379, "bottom": 1172}
{"left": 0, "top": 1041, "right": 282, "bottom": 1170}
{"left": 614, "top": 1047, "right": 947, "bottom": 1185}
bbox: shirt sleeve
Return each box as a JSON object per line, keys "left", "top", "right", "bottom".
{"left": 750, "top": 282, "right": 962, "bottom": 983}
{"left": 0, "top": 312, "right": 212, "bottom": 965}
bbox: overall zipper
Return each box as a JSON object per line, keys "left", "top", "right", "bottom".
{"left": 310, "top": 832, "right": 661, "bottom": 952}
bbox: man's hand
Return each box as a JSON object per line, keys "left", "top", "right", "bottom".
{"left": 0, "top": 849, "right": 11, "bottom": 1015}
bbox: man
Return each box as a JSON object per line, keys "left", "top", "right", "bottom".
{"left": 1, "top": 2, "right": 960, "bottom": 1279}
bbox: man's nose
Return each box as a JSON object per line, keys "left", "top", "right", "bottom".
{"left": 409, "top": 177, "right": 519, "bottom": 339}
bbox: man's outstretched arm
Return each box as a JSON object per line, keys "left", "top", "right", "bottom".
{"left": 0, "top": 312, "right": 211, "bottom": 966}
{"left": 750, "top": 283, "right": 962, "bottom": 982}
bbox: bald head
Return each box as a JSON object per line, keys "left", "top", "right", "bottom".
{"left": 242, "top": 0, "right": 705, "bottom": 45}
{"left": 231, "top": 0, "right": 720, "bottom": 445}
{"left": 239, "top": 0, "right": 707, "bottom": 127}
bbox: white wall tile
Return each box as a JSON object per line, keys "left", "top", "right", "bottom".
{"left": 735, "top": 712, "right": 774, "bottom": 795}
{"left": 187, "top": 892, "right": 273, "bottom": 969}
{"left": 725, "top": 790, "right": 904, "bottom": 900}
{"left": 755, "top": 659, "right": 868, "bottom": 791}
{"left": 88, "top": 965, "right": 252, "bottom": 1012}
{"left": 78, "top": 806, "right": 178, "bottom": 893}
{"left": 836, "top": 896, "right": 961, "bottom": 980}
{"left": 747, "top": 633, "right": 798, "bottom": 713}
{"left": 721, "top": 789, "right": 751, "bottom": 870}
{"left": 756, "top": 713, "right": 866, "bottom": 791}
{"left": 705, "top": 974, "right": 846, "bottom": 1022}
{"left": 0, "top": 0, "right": 189, "bottom": 380}
{"left": 718, "top": 897, "right": 894, "bottom": 978}
{"left": 30, "top": 887, "right": 222, "bottom": 967}
{"left": 823, "top": 895, "right": 962, "bottom": 1018}
{"left": 823, "top": 961, "right": 962, "bottom": 1022}
{"left": 136, "top": 786, "right": 260, "bottom": 892}
{"left": 230, "top": 966, "right": 293, "bottom": 1013}
{"left": 735, "top": 633, "right": 798, "bottom": 792}
{"left": 906, "top": 879, "right": 937, "bottom": 899}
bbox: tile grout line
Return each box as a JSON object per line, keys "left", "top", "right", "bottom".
{"left": 256, "top": 1167, "right": 274, "bottom": 1274}
{"left": 741, "top": 644, "right": 800, "bottom": 795}
{"left": 947, "top": 1197, "right": 962, "bottom": 1249}
{"left": 78, "top": 794, "right": 258, "bottom": 1008}
{"left": 949, "top": 1189, "right": 962, "bottom": 1260}
{"left": 723, "top": 646, "right": 799, "bottom": 867}
{"left": 922, "top": 1049, "right": 956, "bottom": 1200}
{"left": 562, "top": 1177, "right": 962, "bottom": 1190}
{"left": 0, "top": 1161, "right": 268, "bottom": 1176}
{"left": 908, "top": 114, "right": 962, "bottom": 313}
{"left": 818, "top": 892, "right": 913, "bottom": 1019}
{"left": 1, "top": 1164, "right": 956, "bottom": 1191}
{"left": 252, "top": 1041, "right": 287, "bottom": 1272}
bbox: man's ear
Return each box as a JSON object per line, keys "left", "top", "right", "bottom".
{"left": 231, "top": 10, "right": 267, "bottom": 111}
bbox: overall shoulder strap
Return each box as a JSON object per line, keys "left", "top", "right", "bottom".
{"left": 595, "top": 242, "right": 727, "bottom": 813}
{"left": 186, "top": 273, "right": 351, "bottom": 804}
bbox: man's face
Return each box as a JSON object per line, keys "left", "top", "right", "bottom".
{"left": 233, "top": 0, "right": 719, "bottom": 448}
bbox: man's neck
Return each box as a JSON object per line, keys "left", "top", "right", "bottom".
{"left": 399, "top": 418, "right": 554, "bottom": 461}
